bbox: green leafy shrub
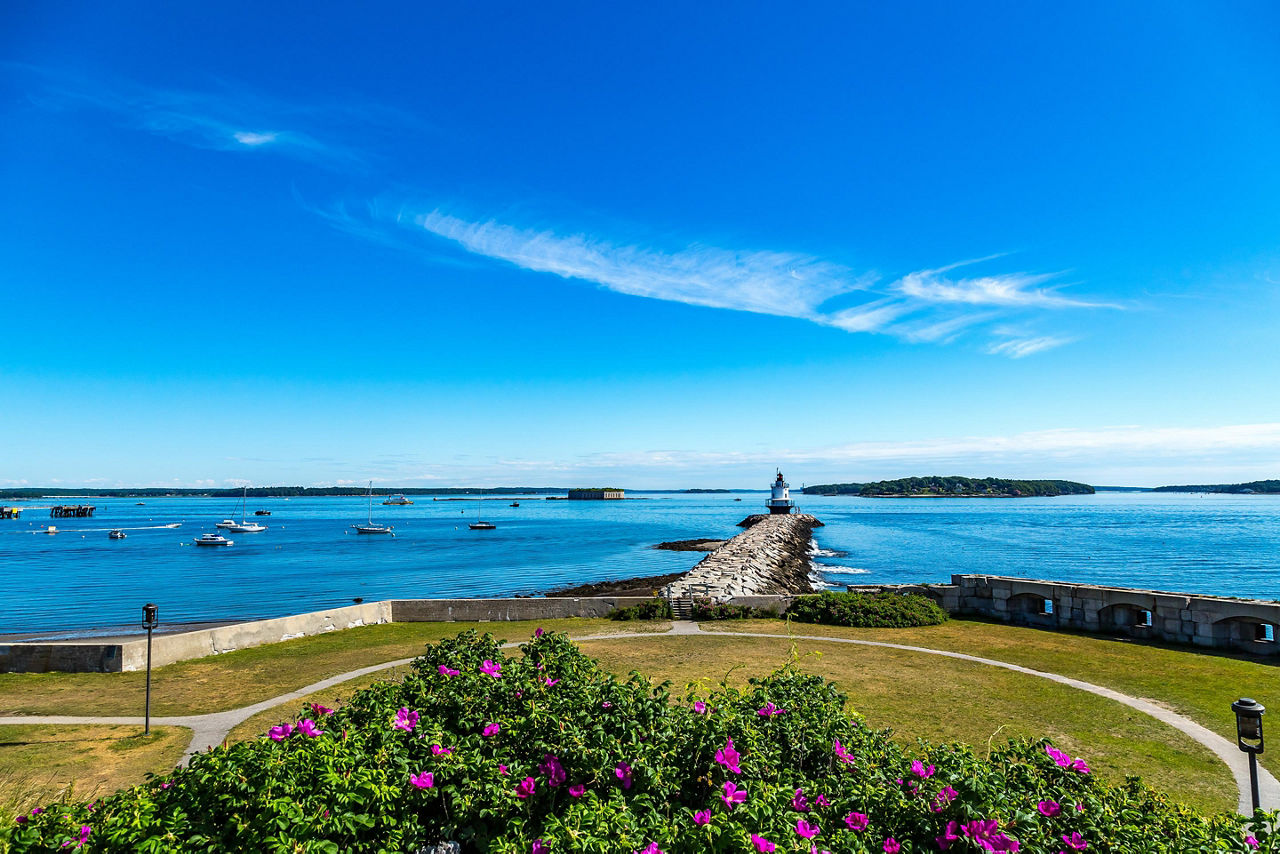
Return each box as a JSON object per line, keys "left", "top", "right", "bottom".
{"left": 787, "top": 591, "right": 949, "bottom": 628}
{"left": 690, "top": 600, "right": 774, "bottom": 621}
{"left": 608, "top": 599, "right": 673, "bottom": 621}
{"left": 4, "top": 630, "right": 1273, "bottom": 852}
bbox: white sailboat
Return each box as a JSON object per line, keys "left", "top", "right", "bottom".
{"left": 226, "top": 486, "right": 267, "bottom": 533}
{"left": 469, "top": 498, "right": 496, "bottom": 530}
{"left": 353, "top": 481, "right": 394, "bottom": 535}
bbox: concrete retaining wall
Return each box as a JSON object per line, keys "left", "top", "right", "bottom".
{"left": 849, "top": 575, "right": 1280, "bottom": 657}
{"left": 0, "top": 602, "right": 393, "bottom": 674}
{"left": 391, "top": 597, "right": 654, "bottom": 622}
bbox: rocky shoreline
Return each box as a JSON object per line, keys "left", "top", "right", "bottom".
{"left": 544, "top": 572, "right": 686, "bottom": 598}
{"left": 653, "top": 538, "right": 727, "bottom": 552}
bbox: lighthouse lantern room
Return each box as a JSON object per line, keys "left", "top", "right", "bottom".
{"left": 766, "top": 470, "right": 795, "bottom": 515}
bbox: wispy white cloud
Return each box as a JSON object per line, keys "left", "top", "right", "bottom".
{"left": 418, "top": 211, "right": 872, "bottom": 320}
{"left": 16, "top": 64, "right": 367, "bottom": 168}
{"left": 410, "top": 209, "right": 1117, "bottom": 357}
{"left": 233, "top": 131, "right": 278, "bottom": 146}
{"left": 985, "top": 335, "right": 1076, "bottom": 358}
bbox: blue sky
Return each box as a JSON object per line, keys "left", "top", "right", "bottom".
{"left": 3, "top": 1, "right": 1279, "bottom": 488}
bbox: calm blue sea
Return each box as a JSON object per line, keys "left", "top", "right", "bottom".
{"left": 2, "top": 492, "right": 1278, "bottom": 635}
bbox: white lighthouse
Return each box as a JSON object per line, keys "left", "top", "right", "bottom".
{"left": 766, "top": 470, "right": 795, "bottom": 515}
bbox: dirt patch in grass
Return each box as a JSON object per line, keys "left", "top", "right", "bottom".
{"left": 0, "top": 618, "right": 664, "bottom": 718}
{"left": 577, "top": 634, "right": 1237, "bottom": 815}
{"left": 0, "top": 725, "right": 188, "bottom": 819}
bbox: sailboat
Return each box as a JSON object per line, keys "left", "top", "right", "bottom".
{"left": 469, "top": 499, "right": 496, "bottom": 530}
{"left": 226, "top": 487, "right": 267, "bottom": 533}
{"left": 353, "top": 482, "right": 394, "bottom": 535}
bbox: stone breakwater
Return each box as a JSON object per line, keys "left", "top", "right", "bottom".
{"left": 661, "top": 514, "right": 824, "bottom": 601}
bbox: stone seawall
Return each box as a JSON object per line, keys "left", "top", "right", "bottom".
{"left": 849, "top": 574, "right": 1280, "bottom": 657}
{"left": 661, "top": 513, "right": 824, "bottom": 601}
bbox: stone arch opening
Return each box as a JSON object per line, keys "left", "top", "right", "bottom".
{"left": 1098, "top": 602, "right": 1155, "bottom": 636}
{"left": 1007, "top": 592, "right": 1058, "bottom": 628}
{"left": 1212, "top": 616, "right": 1280, "bottom": 655}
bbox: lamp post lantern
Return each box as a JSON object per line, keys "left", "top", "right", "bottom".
{"left": 1232, "top": 697, "right": 1265, "bottom": 812}
{"left": 142, "top": 603, "right": 159, "bottom": 735}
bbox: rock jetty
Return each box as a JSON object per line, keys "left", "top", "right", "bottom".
{"left": 662, "top": 513, "right": 824, "bottom": 601}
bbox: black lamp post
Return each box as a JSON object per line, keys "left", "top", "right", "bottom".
{"left": 142, "top": 603, "right": 158, "bottom": 735}
{"left": 1232, "top": 697, "right": 1265, "bottom": 812}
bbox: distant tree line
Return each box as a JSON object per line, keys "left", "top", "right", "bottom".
{"left": 1152, "top": 479, "right": 1280, "bottom": 494}
{"left": 0, "top": 486, "right": 568, "bottom": 500}
{"left": 803, "top": 476, "right": 1094, "bottom": 497}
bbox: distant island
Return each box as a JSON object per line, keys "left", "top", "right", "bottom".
{"left": 803, "top": 476, "right": 1095, "bottom": 497}
{"left": 0, "top": 486, "right": 567, "bottom": 500}
{"left": 1152, "top": 479, "right": 1280, "bottom": 494}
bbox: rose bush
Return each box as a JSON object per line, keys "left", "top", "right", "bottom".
{"left": 3, "top": 629, "right": 1273, "bottom": 852}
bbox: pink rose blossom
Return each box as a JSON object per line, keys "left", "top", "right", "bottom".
{"left": 295, "top": 718, "right": 323, "bottom": 737}
{"left": 393, "top": 707, "right": 419, "bottom": 732}
{"left": 569, "top": 784, "right": 586, "bottom": 798}
{"left": 409, "top": 771, "right": 434, "bottom": 789}
{"left": 480, "top": 659, "right": 502, "bottom": 678}
{"left": 693, "top": 809, "right": 711, "bottom": 825}
{"left": 483, "top": 722, "right": 501, "bottom": 737}
{"left": 721, "top": 780, "right": 747, "bottom": 809}
{"left": 715, "top": 737, "right": 743, "bottom": 774}
{"left": 615, "top": 761, "right": 633, "bottom": 789}
{"left": 845, "top": 811, "right": 869, "bottom": 831}
{"left": 268, "top": 723, "right": 293, "bottom": 741}
{"left": 796, "top": 819, "right": 820, "bottom": 839}
{"left": 515, "top": 777, "right": 536, "bottom": 799}
{"left": 882, "top": 839, "right": 900, "bottom": 854}
{"left": 751, "top": 834, "right": 776, "bottom": 853}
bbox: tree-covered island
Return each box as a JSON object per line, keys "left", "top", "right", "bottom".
{"left": 1152, "top": 479, "right": 1280, "bottom": 494}
{"left": 803, "top": 476, "right": 1095, "bottom": 497}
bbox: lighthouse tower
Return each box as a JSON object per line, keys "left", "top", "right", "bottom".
{"left": 766, "top": 470, "right": 795, "bottom": 515}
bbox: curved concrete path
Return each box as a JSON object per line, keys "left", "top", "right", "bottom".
{"left": 3, "top": 622, "right": 1275, "bottom": 814}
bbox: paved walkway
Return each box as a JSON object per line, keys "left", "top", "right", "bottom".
{"left": 3, "top": 622, "right": 1275, "bottom": 813}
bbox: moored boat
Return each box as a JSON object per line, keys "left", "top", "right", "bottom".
{"left": 353, "top": 481, "right": 394, "bottom": 535}
{"left": 108, "top": 529, "right": 126, "bottom": 539}
{"left": 382, "top": 494, "right": 413, "bottom": 505}
{"left": 194, "top": 533, "right": 233, "bottom": 546}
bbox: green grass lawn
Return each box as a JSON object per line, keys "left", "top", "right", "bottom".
{"left": 700, "top": 617, "right": 1280, "bottom": 778}
{"left": 222, "top": 630, "right": 1237, "bottom": 814}
{"left": 0, "top": 725, "right": 189, "bottom": 822}
{"left": 0, "top": 618, "right": 666, "bottom": 717}
{"left": 5, "top": 617, "right": 1269, "bottom": 817}
{"left": 576, "top": 634, "right": 1235, "bottom": 815}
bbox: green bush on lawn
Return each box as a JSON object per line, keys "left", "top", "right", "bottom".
{"left": 786, "top": 591, "right": 949, "bottom": 629}
{"left": 4, "top": 630, "right": 1272, "bottom": 852}
{"left": 608, "top": 599, "right": 673, "bottom": 621}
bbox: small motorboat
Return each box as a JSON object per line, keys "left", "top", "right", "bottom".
{"left": 509, "top": 501, "right": 520, "bottom": 507}
{"left": 135, "top": 502, "right": 145, "bottom": 506}
{"left": 194, "top": 533, "right": 233, "bottom": 547}
{"left": 382, "top": 494, "right": 413, "bottom": 505}
{"left": 469, "top": 521, "right": 497, "bottom": 530}
{"left": 215, "top": 519, "right": 238, "bottom": 529}
{"left": 108, "top": 529, "right": 127, "bottom": 539}
{"left": 226, "top": 521, "right": 267, "bottom": 533}
{"left": 254, "top": 509, "right": 271, "bottom": 516}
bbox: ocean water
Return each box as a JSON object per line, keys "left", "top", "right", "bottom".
{"left": 1, "top": 492, "right": 1278, "bottom": 635}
